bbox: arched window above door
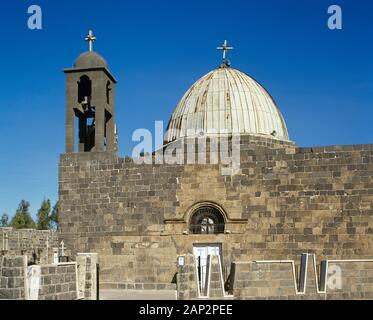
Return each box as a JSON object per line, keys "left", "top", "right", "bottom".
{"left": 189, "top": 206, "right": 225, "bottom": 235}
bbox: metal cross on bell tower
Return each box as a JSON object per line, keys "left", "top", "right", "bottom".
{"left": 85, "top": 30, "right": 96, "bottom": 52}
{"left": 217, "top": 40, "right": 234, "bottom": 66}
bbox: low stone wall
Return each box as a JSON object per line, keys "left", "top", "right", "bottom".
{"left": 177, "top": 255, "right": 199, "bottom": 300}
{"left": 0, "top": 228, "right": 58, "bottom": 264}
{"left": 176, "top": 254, "right": 373, "bottom": 300}
{"left": 207, "top": 255, "right": 225, "bottom": 299}
{"left": 0, "top": 254, "right": 98, "bottom": 300}
{"left": 231, "top": 261, "right": 301, "bottom": 299}
{"left": 326, "top": 261, "right": 373, "bottom": 300}
{"left": 0, "top": 256, "right": 27, "bottom": 300}
{"left": 230, "top": 255, "right": 373, "bottom": 300}
{"left": 177, "top": 254, "right": 230, "bottom": 300}
{"left": 77, "top": 253, "right": 98, "bottom": 300}
{"left": 37, "top": 263, "right": 77, "bottom": 300}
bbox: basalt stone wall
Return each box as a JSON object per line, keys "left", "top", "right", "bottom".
{"left": 35, "top": 256, "right": 98, "bottom": 300}
{"left": 0, "top": 256, "right": 27, "bottom": 300}
{"left": 326, "top": 261, "right": 373, "bottom": 300}
{"left": 176, "top": 254, "right": 199, "bottom": 300}
{"left": 76, "top": 253, "right": 98, "bottom": 300}
{"left": 1, "top": 255, "right": 97, "bottom": 300}
{"left": 231, "top": 261, "right": 306, "bottom": 300}
{"left": 59, "top": 135, "right": 373, "bottom": 287}
{"left": 207, "top": 255, "right": 225, "bottom": 299}
{"left": 38, "top": 263, "right": 78, "bottom": 300}
{"left": 231, "top": 259, "right": 373, "bottom": 300}
{"left": 0, "top": 228, "right": 58, "bottom": 264}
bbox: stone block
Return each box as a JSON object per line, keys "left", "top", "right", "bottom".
{"left": 0, "top": 288, "right": 13, "bottom": 300}
{"left": 0, "top": 276, "right": 7, "bottom": 289}
{"left": 7, "top": 277, "right": 24, "bottom": 289}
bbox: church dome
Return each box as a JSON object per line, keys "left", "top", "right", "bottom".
{"left": 165, "top": 66, "right": 289, "bottom": 143}
{"left": 74, "top": 51, "right": 108, "bottom": 69}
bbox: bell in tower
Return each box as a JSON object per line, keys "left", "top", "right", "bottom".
{"left": 63, "top": 30, "right": 117, "bottom": 153}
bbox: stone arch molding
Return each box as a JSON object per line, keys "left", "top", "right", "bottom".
{"left": 184, "top": 201, "right": 229, "bottom": 225}
{"left": 163, "top": 201, "right": 248, "bottom": 235}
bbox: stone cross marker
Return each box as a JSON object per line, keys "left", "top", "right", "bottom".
{"left": 2, "top": 232, "right": 9, "bottom": 251}
{"left": 53, "top": 248, "right": 59, "bottom": 264}
{"left": 45, "top": 236, "right": 49, "bottom": 263}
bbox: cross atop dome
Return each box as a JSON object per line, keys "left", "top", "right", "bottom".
{"left": 85, "top": 30, "right": 96, "bottom": 52}
{"left": 217, "top": 40, "right": 234, "bottom": 66}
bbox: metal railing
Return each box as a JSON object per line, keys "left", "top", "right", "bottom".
{"left": 189, "top": 224, "right": 225, "bottom": 235}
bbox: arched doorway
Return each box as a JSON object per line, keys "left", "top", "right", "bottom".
{"left": 188, "top": 204, "right": 226, "bottom": 296}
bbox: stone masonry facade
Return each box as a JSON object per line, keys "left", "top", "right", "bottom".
{"left": 59, "top": 134, "right": 373, "bottom": 296}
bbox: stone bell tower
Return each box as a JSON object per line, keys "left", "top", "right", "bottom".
{"left": 63, "top": 31, "right": 117, "bottom": 153}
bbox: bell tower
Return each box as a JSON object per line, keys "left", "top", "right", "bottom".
{"left": 63, "top": 30, "right": 117, "bottom": 153}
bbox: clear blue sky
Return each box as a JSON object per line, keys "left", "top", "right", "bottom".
{"left": 0, "top": 0, "right": 372, "bottom": 219}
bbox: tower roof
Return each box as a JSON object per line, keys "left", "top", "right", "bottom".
{"left": 165, "top": 67, "right": 289, "bottom": 143}
{"left": 74, "top": 51, "right": 108, "bottom": 69}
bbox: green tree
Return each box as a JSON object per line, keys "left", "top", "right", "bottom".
{"left": 1, "top": 214, "right": 9, "bottom": 227}
{"left": 10, "top": 200, "right": 36, "bottom": 229}
{"left": 50, "top": 201, "right": 59, "bottom": 231}
{"left": 36, "top": 199, "right": 51, "bottom": 230}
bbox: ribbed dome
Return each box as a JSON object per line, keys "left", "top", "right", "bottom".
{"left": 74, "top": 51, "right": 108, "bottom": 69}
{"left": 165, "top": 67, "right": 289, "bottom": 143}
